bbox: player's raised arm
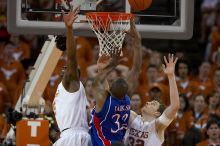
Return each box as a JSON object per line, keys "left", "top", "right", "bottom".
{"left": 92, "top": 55, "right": 120, "bottom": 112}
{"left": 156, "top": 54, "right": 179, "bottom": 130}
{"left": 62, "top": 8, "right": 80, "bottom": 92}
{"left": 126, "top": 20, "right": 142, "bottom": 95}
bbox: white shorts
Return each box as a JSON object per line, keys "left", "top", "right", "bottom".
{"left": 53, "top": 128, "right": 92, "bottom": 146}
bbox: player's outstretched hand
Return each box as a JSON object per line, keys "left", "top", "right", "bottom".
{"left": 126, "top": 19, "right": 141, "bottom": 45}
{"left": 162, "top": 54, "right": 178, "bottom": 77}
{"left": 62, "top": 7, "right": 80, "bottom": 28}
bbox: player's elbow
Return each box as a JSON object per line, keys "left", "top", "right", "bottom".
{"left": 170, "top": 104, "right": 180, "bottom": 113}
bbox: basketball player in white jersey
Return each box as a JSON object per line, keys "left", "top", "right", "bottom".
{"left": 53, "top": 7, "right": 91, "bottom": 146}
{"left": 124, "top": 54, "right": 180, "bottom": 146}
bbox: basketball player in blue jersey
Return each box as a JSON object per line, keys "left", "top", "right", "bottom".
{"left": 89, "top": 21, "right": 142, "bottom": 146}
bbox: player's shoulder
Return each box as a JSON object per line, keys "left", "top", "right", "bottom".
{"left": 60, "top": 81, "right": 84, "bottom": 93}
{"left": 131, "top": 110, "right": 138, "bottom": 117}
{"left": 125, "top": 94, "right": 131, "bottom": 102}
{"left": 129, "top": 111, "right": 140, "bottom": 125}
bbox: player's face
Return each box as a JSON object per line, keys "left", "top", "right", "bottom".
{"left": 142, "top": 100, "right": 160, "bottom": 117}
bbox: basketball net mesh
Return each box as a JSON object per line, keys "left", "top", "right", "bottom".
{"left": 86, "top": 13, "right": 133, "bottom": 56}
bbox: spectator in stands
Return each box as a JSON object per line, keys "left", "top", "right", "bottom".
{"left": 130, "top": 93, "right": 142, "bottom": 115}
{"left": 0, "top": 117, "right": 7, "bottom": 143}
{"left": 9, "top": 34, "right": 31, "bottom": 61}
{"left": 148, "top": 83, "right": 169, "bottom": 106}
{"left": 185, "top": 94, "right": 208, "bottom": 138}
{"left": 166, "top": 93, "right": 189, "bottom": 146}
{"left": 211, "top": 51, "right": 220, "bottom": 77}
{"left": 120, "top": 35, "right": 135, "bottom": 69}
{"left": 213, "top": 68, "right": 220, "bottom": 93}
{"left": 209, "top": 11, "right": 220, "bottom": 62}
{"left": 175, "top": 59, "right": 197, "bottom": 106}
{"left": 196, "top": 119, "right": 220, "bottom": 146}
{"left": 200, "top": 0, "right": 219, "bottom": 44}
{"left": 193, "top": 61, "right": 212, "bottom": 96}
{"left": 0, "top": 43, "right": 26, "bottom": 107}
{"left": 0, "top": 28, "right": 10, "bottom": 53}
{"left": 76, "top": 36, "right": 94, "bottom": 80}
{"left": 138, "top": 46, "right": 152, "bottom": 86}
{"left": 0, "top": 114, "right": 5, "bottom": 142}
{"left": 0, "top": 82, "right": 8, "bottom": 142}
{"left": 84, "top": 78, "right": 95, "bottom": 110}
{"left": 0, "top": 0, "right": 6, "bottom": 13}
{"left": 149, "top": 51, "right": 164, "bottom": 73}
{"left": 205, "top": 91, "right": 220, "bottom": 117}
{"left": 0, "top": 82, "right": 8, "bottom": 113}
{"left": 138, "top": 64, "right": 168, "bottom": 106}
{"left": 0, "top": 0, "right": 7, "bottom": 27}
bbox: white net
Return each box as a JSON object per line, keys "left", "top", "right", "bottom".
{"left": 86, "top": 12, "right": 133, "bottom": 56}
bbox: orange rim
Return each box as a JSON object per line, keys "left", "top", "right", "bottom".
{"left": 86, "top": 12, "right": 134, "bottom": 31}
{"left": 86, "top": 12, "right": 134, "bottom": 22}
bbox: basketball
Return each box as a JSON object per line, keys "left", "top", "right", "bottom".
{"left": 128, "top": 0, "right": 152, "bottom": 11}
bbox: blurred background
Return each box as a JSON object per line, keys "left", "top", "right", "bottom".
{"left": 0, "top": 0, "right": 220, "bottom": 146}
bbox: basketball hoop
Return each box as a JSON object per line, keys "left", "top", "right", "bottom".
{"left": 86, "top": 12, "right": 134, "bottom": 56}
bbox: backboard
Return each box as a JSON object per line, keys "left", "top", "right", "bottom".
{"left": 7, "top": 0, "right": 194, "bottom": 39}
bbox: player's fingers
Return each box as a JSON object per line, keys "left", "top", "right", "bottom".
{"left": 125, "top": 31, "right": 135, "bottom": 38}
{"left": 130, "top": 19, "right": 135, "bottom": 28}
{"left": 168, "top": 53, "right": 171, "bottom": 62}
{"left": 96, "top": 0, "right": 103, "bottom": 6}
{"left": 174, "top": 57, "right": 178, "bottom": 64}
{"left": 73, "top": 6, "right": 80, "bottom": 13}
{"left": 164, "top": 56, "right": 168, "bottom": 64}
{"left": 162, "top": 64, "right": 166, "bottom": 72}
{"left": 130, "top": 21, "right": 136, "bottom": 34}
{"left": 62, "top": 10, "right": 65, "bottom": 17}
{"left": 72, "top": 15, "right": 78, "bottom": 22}
{"left": 70, "top": 11, "right": 79, "bottom": 22}
{"left": 171, "top": 54, "right": 174, "bottom": 62}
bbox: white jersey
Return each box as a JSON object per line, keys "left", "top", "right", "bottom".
{"left": 53, "top": 82, "right": 91, "bottom": 146}
{"left": 124, "top": 115, "right": 163, "bottom": 146}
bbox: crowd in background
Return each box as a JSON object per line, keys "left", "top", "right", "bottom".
{"left": 0, "top": 0, "right": 220, "bottom": 146}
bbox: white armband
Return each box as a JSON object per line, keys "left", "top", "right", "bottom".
{"left": 158, "top": 113, "right": 173, "bottom": 126}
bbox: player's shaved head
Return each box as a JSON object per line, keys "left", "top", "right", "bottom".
{"left": 110, "top": 78, "right": 128, "bottom": 100}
